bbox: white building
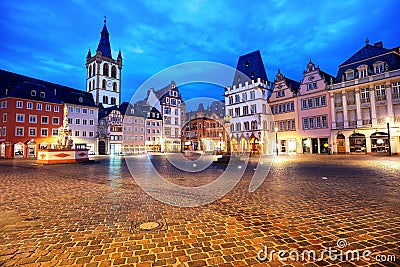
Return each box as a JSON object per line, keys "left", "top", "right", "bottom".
{"left": 224, "top": 50, "right": 273, "bottom": 154}
{"left": 329, "top": 39, "right": 400, "bottom": 155}
{"left": 59, "top": 91, "right": 98, "bottom": 154}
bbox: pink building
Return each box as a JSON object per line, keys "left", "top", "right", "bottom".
{"left": 268, "top": 70, "right": 300, "bottom": 154}
{"left": 297, "top": 60, "right": 335, "bottom": 154}
{"left": 122, "top": 102, "right": 146, "bottom": 154}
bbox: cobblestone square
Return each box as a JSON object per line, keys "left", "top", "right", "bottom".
{"left": 0, "top": 154, "right": 399, "bottom": 266}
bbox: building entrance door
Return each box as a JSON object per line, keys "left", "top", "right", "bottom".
{"left": 311, "top": 138, "right": 318, "bottom": 154}
{"left": 336, "top": 134, "right": 346, "bottom": 154}
{"left": 98, "top": 141, "right": 106, "bottom": 155}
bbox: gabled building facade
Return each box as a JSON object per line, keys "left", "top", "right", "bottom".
{"left": 86, "top": 19, "right": 122, "bottom": 108}
{"left": 144, "top": 107, "right": 163, "bottom": 152}
{"left": 297, "top": 60, "right": 335, "bottom": 154}
{"left": 329, "top": 40, "right": 400, "bottom": 155}
{"left": 225, "top": 50, "right": 273, "bottom": 154}
{"left": 268, "top": 70, "right": 300, "bottom": 154}
{"left": 121, "top": 102, "right": 147, "bottom": 154}
{"left": 146, "top": 81, "right": 182, "bottom": 152}
{"left": 182, "top": 101, "right": 226, "bottom": 152}
{"left": 97, "top": 105, "right": 123, "bottom": 155}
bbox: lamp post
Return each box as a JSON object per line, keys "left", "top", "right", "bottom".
{"left": 275, "top": 127, "right": 278, "bottom": 156}
{"left": 219, "top": 132, "right": 222, "bottom": 153}
{"left": 386, "top": 117, "right": 391, "bottom": 156}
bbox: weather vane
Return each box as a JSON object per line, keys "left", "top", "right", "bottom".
{"left": 104, "top": 16, "right": 107, "bottom": 24}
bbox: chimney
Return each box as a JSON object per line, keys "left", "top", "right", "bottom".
{"left": 374, "top": 41, "right": 383, "bottom": 48}
{"left": 54, "top": 88, "right": 57, "bottom": 96}
{"left": 5, "top": 88, "right": 8, "bottom": 95}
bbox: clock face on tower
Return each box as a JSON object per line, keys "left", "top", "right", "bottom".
{"left": 106, "top": 80, "right": 113, "bottom": 88}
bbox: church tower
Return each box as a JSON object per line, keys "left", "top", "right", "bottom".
{"left": 86, "top": 18, "right": 122, "bottom": 107}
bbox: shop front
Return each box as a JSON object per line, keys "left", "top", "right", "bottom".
{"left": 370, "top": 132, "right": 389, "bottom": 155}
{"left": 288, "top": 139, "right": 297, "bottom": 153}
{"left": 26, "top": 140, "right": 37, "bottom": 158}
{"left": 349, "top": 133, "right": 367, "bottom": 154}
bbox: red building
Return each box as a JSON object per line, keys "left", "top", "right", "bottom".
{"left": 0, "top": 71, "right": 64, "bottom": 158}
{"left": 181, "top": 117, "right": 226, "bottom": 152}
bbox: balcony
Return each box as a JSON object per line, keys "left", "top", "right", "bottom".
{"left": 348, "top": 121, "right": 357, "bottom": 128}
{"left": 362, "top": 119, "right": 372, "bottom": 126}
{"left": 360, "top": 98, "right": 370, "bottom": 103}
{"left": 377, "top": 118, "right": 386, "bottom": 125}
{"left": 336, "top": 122, "right": 344, "bottom": 129}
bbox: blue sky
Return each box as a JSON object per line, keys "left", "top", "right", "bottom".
{"left": 1, "top": 0, "right": 400, "bottom": 111}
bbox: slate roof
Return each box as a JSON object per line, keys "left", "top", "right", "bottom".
{"left": 98, "top": 105, "right": 119, "bottom": 119}
{"left": 335, "top": 42, "right": 400, "bottom": 83}
{"left": 285, "top": 78, "right": 300, "bottom": 94}
{"left": 318, "top": 69, "right": 335, "bottom": 84}
{"left": 204, "top": 100, "right": 225, "bottom": 118}
{"left": 96, "top": 23, "right": 113, "bottom": 59}
{"left": 0, "top": 69, "right": 96, "bottom": 107}
{"left": 232, "top": 50, "right": 268, "bottom": 86}
{"left": 340, "top": 44, "right": 390, "bottom": 66}
{"left": 121, "top": 101, "right": 162, "bottom": 120}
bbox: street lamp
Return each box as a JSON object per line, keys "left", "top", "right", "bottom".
{"left": 218, "top": 132, "right": 222, "bottom": 153}
{"left": 386, "top": 117, "right": 391, "bottom": 156}
{"left": 275, "top": 127, "right": 278, "bottom": 156}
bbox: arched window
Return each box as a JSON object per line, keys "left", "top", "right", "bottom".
{"left": 251, "top": 120, "right": 258, "bottom": 130}
{"left": 111, "top": 97, "right": 116, "bottom": 105}
{"left": 88, "top": 81, "right": 91, "bottom": 91}
{"left": 103, "top": 96, "right": 108, "bottom": 104}
{"left": 113, "top": 82, "right": 117, "bottom": 92}
{"left": 103, "top": 63, "right": 109, "bottom": 76}
{"left": 102, "top": 79, "right": 106, "bottom": 89}
{"left": 93, "top": 64, "right": 96, "bottom": 75}
{"left": 236, "top": 122, "right": 241, "bottom": 131}
{"left": 89, "top": 65, "right": 92, "bottom": 78}
{"left": 111, "top": 66, "right": 117, "bottom": 78}
{"left": 244, "top": 121, "right": 249, "bottom": 130}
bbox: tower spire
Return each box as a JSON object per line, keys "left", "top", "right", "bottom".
{"left": 97, "top": 17, "right": 112, "bottom": 58}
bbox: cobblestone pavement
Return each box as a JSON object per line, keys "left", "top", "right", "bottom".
{"left": 0, "top": 154, "right": 399, "bottom": 266}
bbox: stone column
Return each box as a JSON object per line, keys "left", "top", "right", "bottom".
{"left": 330, "top": 93, "right": 336, "bottom": 129}
{"left": 355, "top": 88, "right": 362, "bottom": 127}
{"left": 342, "top": 91, "right": 348, "bottom": 128}
{"left": 370, "top": 87, "right": 377, "bottom": 125}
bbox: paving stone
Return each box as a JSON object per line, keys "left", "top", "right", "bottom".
{"left": 0, "top": 155, "right": 399, "bottom": 266}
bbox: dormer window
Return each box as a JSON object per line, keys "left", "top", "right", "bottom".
{"left": 31, "top": 90, "right": 36, "bottom": 96}
{"left": 245, "top": 61, "right": 250, "bottom": 67}
{"left": 357, "top": 65, "right": 368, "bottom": 78}
{"left": 276, "top": 90, "right": 285, "bottom": 98}
{"left": 373, "top": 61, "right": 386, "bottom": 74}
{"left": 79, "top": 97, "right": 83, "bottom": 103}
{"left": 345, "top": 69, "right": 355, "bottom": 80}
{"left": 40, "top": 92, "right": 45, "bottom": 98}
{"left": 250, "top": 71, "right": 255, "bottom": 79}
